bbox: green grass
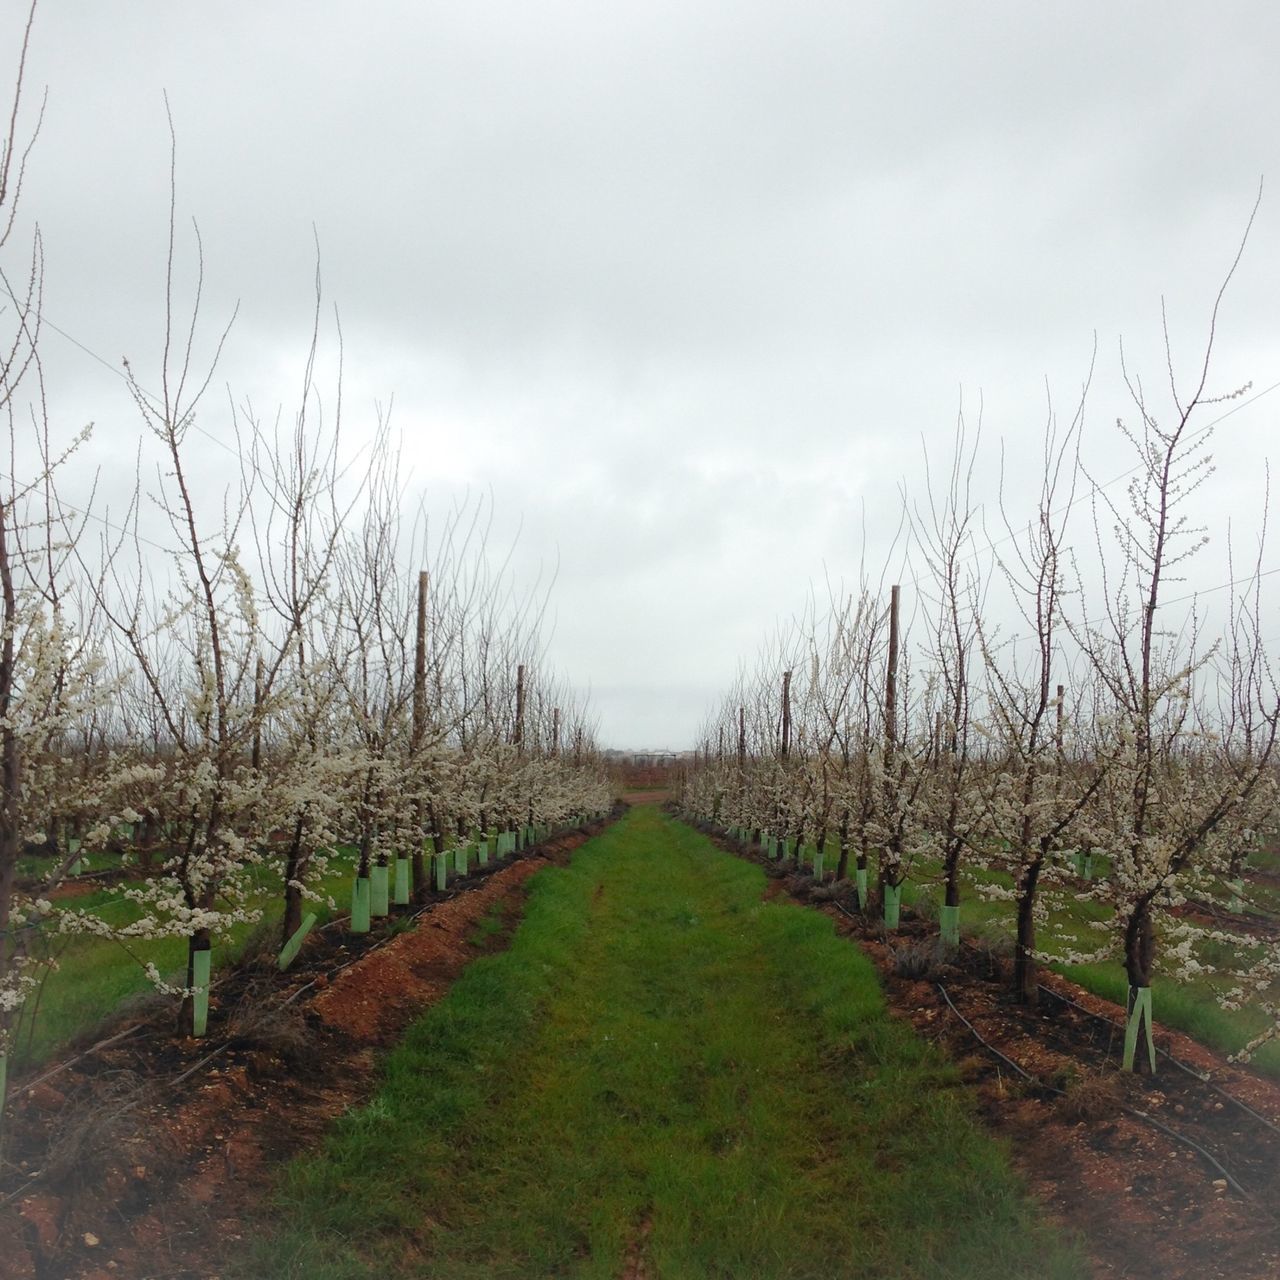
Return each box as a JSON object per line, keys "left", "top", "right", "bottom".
{"left": 464, "top": 903, "right": 507, "bottom": 949}
{"left": 243, "top": 807, "right": 1084, "bottom": 1280}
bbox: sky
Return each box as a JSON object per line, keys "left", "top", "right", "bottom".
{"left": 3, "top": 1, "right": 1279, "bottom": 748}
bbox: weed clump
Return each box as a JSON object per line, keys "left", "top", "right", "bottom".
{"left": 43, "top": 1072, "right": 159, "bottom": 1191}
{"left": 226, "top": 1002, "right": 312, "bottom": 1064}
{"left": 890, "top": 938, "right": 952, "bottom": 981}
{"left": 1055, "top": 1069, "right": 1125, "bottom": 1122}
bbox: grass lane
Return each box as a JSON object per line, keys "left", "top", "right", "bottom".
{"left": 246, "top": 806, "right": 1083, "bottom": 1280}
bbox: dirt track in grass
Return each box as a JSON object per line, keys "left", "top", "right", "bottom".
{"left": 243, "top": 805, "right": 1082, "bottom": 1280}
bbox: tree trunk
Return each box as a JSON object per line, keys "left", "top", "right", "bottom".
{"left": 281, "top": 819, "right": 306, "bottom": 948}
{"left": 944, "top": 844, "right": 961, "bottom": 908}
{"left": 1014, "top": 859, "right": 1042, "bottom": 1005}
{"left": 1122, "top": 898, "right": 1157, "bottom": 1072}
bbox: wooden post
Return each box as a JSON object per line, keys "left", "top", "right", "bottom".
{"left": 413, "top": 571, "right": 428, "bottom": 744}
{"left": 881, "top": 584, "right": 901, "bottom": 910}
{"left": 885, "top": 584, "right": 900, "bottom": 753}
{"left": 781, "top": 670, "right": 792, "bottom": 759}
{"left": 411, "top": 571, "right": 429, "bottom": 903}
{"left": 514, "top": 663, "right": 526, "bottom": 752}
{"left": 251, "top": 655, "right": 264, "bottom": 775}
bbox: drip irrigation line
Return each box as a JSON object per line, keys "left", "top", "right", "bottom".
{"left": 1038, "top": 983, "right": 1207, "bottom": 1077}
{"left": 12, "top": 1024, "right": 146, "bottom": 1097}
{"left": 1124, "top": 1107, "right": 1255, "bottom": 1203}
{"left": 838, "top": 898, "right": 1280, "bottom": 1143}
{"left": 936, "top": 981, "right": 1259, "bottom": 1204}
{"left": 936, "top": 982, "right": 1040, "bottom": 1085}
{"left": 1039, "top": 983, "right": 1280, "bottom": 1139}
{"left": 169, "top": 1045, "right": 228, "bottom": 1088}
{"left": 0, "top": 1168, "right": 44, "bottom": 1209}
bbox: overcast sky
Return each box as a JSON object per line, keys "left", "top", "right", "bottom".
{"left": 5, "top": 1, "right": 1279, "bottom": 747}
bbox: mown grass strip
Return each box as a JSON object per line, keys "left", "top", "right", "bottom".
{"left": 244, "top": 807, "right": 1084, "bottom": 1279}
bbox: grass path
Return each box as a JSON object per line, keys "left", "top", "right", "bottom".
{"left": 246, "top": 807, "right": 1084, "bottom": 1279}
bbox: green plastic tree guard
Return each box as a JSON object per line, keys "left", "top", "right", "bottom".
{"left": 455, "top": 845, "right": 468, "bottom": 877}
{"left": 394, "top": 857, "right": 411, "bottom": 905}
{"left": 1122, "top": 986, "right": 1157, "bottom": 1072}
{"left": 435, "top": 850, "right": 449, "bottom": 891}
{"left": 855, "top": 868, "right": 868, "bottom": 908}
{"left": 370, "top": 864, "right": 390, "bottom": 916}
{"left": 278, "top": 913, "right": 318, "bottom": 971}
{"left": 192, "top": 948, "right": 212, "bottom": 1037}
{"left": 1229, "top": 878, "right": 1245, "bottom": 911}
{"left": 813, "top": 851, "right": 825, "bottom": 881}
{"left": 478, "top": 841, "right": 489, "bottom": 867}
{"left": 884, "top": 883, "right": 902, "bottom": 929}
{"left": 939, "top": 904, "right": 960, "bottom": 946}
{"left": 351, "top": 876, "right": 371, "bottom": 933}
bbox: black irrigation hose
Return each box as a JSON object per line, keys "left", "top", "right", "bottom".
{"left": 1038, "top": 982, "right": 1203, "bottom": 1071}
{"left": 827, "top": 895, "right": 1268, "bottom": 1203}
{"left": 13, "top": 1024, "right": 147, "bottom": 1098}
{"left": 935, "top": 982, "right": 1257, "bottom": 1203}
{"left": 1038, "top": 984, "right": 1280, "bottom": 1140}
{"left": 936, "top": 982, "right": 1041, "bottom": 1085}
{"left": 1123, "top": 1106, "right": 1256, "bottom": 1204}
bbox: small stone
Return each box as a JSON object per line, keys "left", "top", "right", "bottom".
{"left": 1212, "top": 1179, "right": 1228, "bottom": 1193}
{"left": 25, "top": 1082, "right": 68, "bottom": 1112}
{"left": 83, "top": 1232, "right": 100, "bottom": 1247}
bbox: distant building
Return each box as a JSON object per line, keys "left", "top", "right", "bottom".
{"left": 602, "top": 748, "right": 694, "bottom": 768}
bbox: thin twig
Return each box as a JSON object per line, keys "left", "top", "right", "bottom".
{"left": 14, "top": 1023, "right": 144, "bottom": 1096}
